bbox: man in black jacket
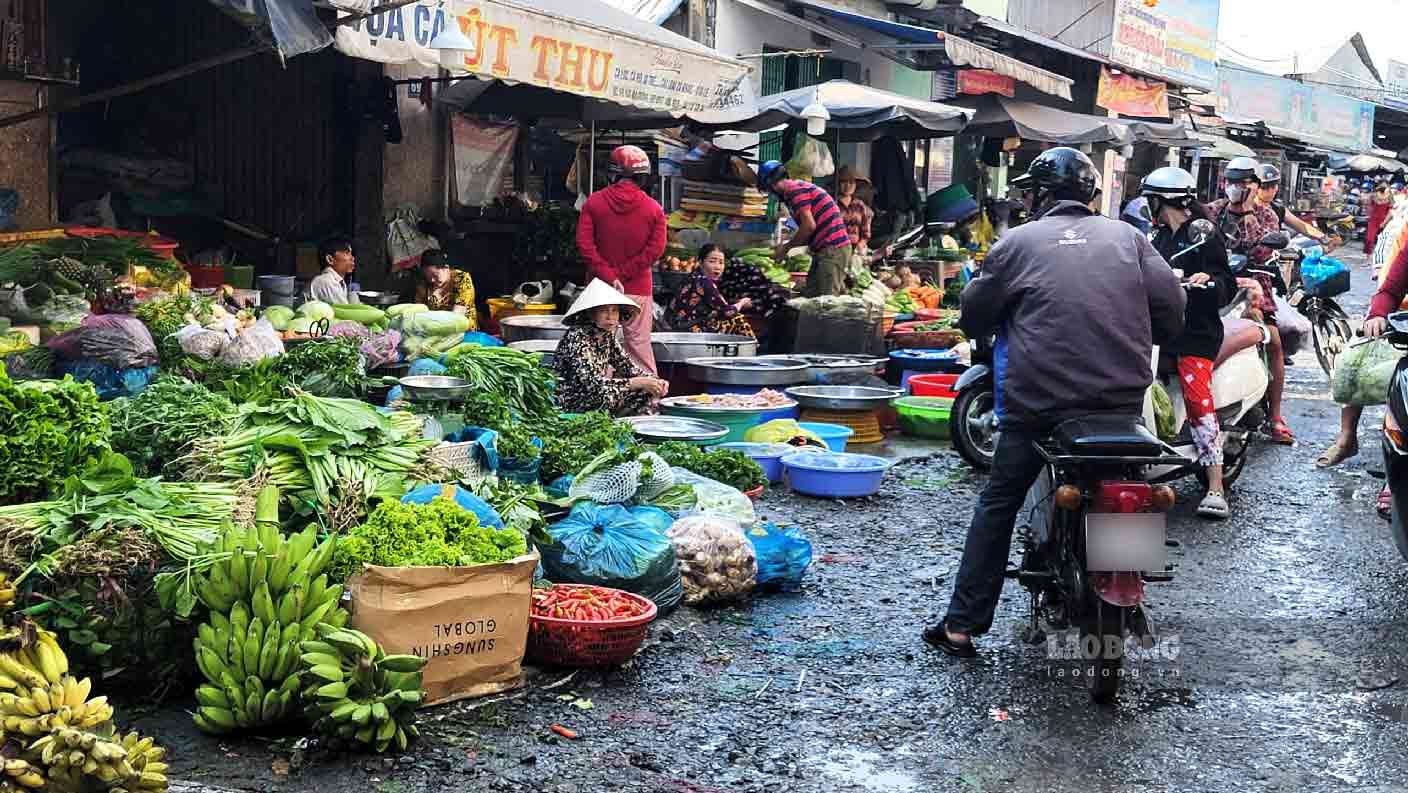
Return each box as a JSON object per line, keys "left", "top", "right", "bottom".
{"left": 924, "top": 148, "right": 1186, "bottom": 657}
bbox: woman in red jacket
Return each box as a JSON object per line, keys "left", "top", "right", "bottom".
{"left": 1318, "top": 243, "right": 1408, "bottom": 516}
{"left": 576, "top": 145, "right": 667, "bottom": 375}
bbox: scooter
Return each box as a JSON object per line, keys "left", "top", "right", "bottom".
{"left": 1381, "top": 312, "right": 1408, "bottom": 560}
{"left": 1279, "top": 235, "right": 1354, "bottom": 378}
{"left": 951, "top": 333, "right": 997, "bottom": 470}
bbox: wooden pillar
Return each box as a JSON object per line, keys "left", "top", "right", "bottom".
{"left": 350, "top": 59, "right": 387, "bottom": 288}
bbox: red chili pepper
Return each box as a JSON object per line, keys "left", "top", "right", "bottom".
{"left": 550, "top": 724, "right": 578, "bottom": 740}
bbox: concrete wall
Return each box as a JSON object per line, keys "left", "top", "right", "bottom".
{"left": 383, "top": 63, "right": 447, "bottom": 220}
{"left": 0, "top": 81, "right": 52, "bottom": 228}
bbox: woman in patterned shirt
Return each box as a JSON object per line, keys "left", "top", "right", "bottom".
{"left": 834, "top": 165, "right": 873, "bottom": 252}
{"left": 554, "top": 279, "right": 669, "bottom": 417}
{"left": 414, "top": 249, "right": 478, "bottom": 330}
{"left": 668, "top": 245, "right": 755, "bottom": 338}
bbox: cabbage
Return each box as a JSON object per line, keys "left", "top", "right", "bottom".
{"left": 264, "top": 305, "right": 295, "bottom": 331}
{"left": 386, "top": 303, "right": 428, "bottom": 331}
{"left": 404, "top": 311, "right": 470, "bottom": 338}
{"left": 297, "top": 301, "right": 335, "bottom": 322}
{"left": 288, "top": 317, "right": 315, "bottom": 334}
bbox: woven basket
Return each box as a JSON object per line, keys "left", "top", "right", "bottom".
{"left": 428, "top": 441, "right": 488, "bottom": 482}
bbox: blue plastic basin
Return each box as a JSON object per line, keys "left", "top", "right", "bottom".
{"left": 708, "top": 441, "right": 794, "bottom": 483}
{"left": 705, "top": 384, "right": 801, "bottom": 422}
{"left": 797, "top": 422, "right": 854, "bottom": 452}
{"left": 780, "top": 451, "right": 892, "bottom": 498}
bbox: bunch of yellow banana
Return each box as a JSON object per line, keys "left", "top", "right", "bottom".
{"left": 0, "top": 574, "right": 16, "bottom": 613}
{"left": 298, "top": 624, "right": 426, "bottom": 753}
{"left": 0, "top": 757, "right": 45, "bottom": 790}
{"left": 191, "top": 509, "right": 347, "bottom": 735}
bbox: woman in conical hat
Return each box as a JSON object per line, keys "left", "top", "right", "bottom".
{"left": 554, "top": 279, "right": 670, "bottom": 416}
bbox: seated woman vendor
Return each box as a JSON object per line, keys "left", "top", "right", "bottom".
{"left": 668, "top": 244, "right": 756, "bottom": 338}
{"left": 555, "top": 279, "right": 669, "bottom": 417}
{"left": 415, "top": 249, "right": 478, "bottom": 329}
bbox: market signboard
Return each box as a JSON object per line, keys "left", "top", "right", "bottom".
{"left": 1096, "top": 67, "right": 1169, "bottom": 117}
{"left": 336, "top": 0, "right": 751, "bottom": 115}
{"left": 1109, "top": 0, "right": 1219, "bottom": 91}
{"left": 1217, "top": 66, "right": 1375, "bottom": 152}
{"left": 957, "top": 69, "right": 1015, "bottom": 98}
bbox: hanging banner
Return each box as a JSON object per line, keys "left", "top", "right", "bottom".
{"left": 1108, "top": 0, "right": 1220, "bottom": 91}
{"left": 336, "top": 0, "right": 752, "bottom": 115}
{"left": 1097, "top": 67, "right": 1169, "bottom": 117}
{"left": 957, "top": 69, "right": 1015, "bottom": 98}
{"left": 453, "top": 117, "right": 518, "bottom": 207}
{"left": 1218, "top": 66, "right": 1375, "bottom": 152}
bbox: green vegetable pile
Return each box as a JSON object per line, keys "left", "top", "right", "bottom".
{"left": 497, "top": 423, "right": 540, "bottom": 462}
{"left": 274, "top": 337, "right": 364, "bottom": 398}
{"left": 332, "top": 497, "right": 528, "bottom": 579}
{"left": 652, "top": 441, "right": 767, "bottom": 492}
{"left": 109, "top": 375, "right": 236, "bottom": 476}
{"left": 529, "top": 411, "right": 638, "bottom": 483}
{"left": 735, "top": 247, "right": 793, "bottom": 287}
{"left": 0, "top": 363, "right": 110, "bottom": 505}
{"left": 443, "top": 345, "right": 556, "bottom": 421}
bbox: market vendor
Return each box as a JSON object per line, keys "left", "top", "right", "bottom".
{"left": 555, "top": 278, "right": 669, "bottom": 417}
{"left": 668, "top": 244, "right": 756, "bottom": 338}
{"left": 833, "top": 165, "right": 873, "bottom": 253}
{"left": 414, "top": 249, "right": 478, "bottom": 330}
{"left": 308, "top": 236, "right": 360, "bottom": 304}
{"left": 757, "top": 160, "right": 852, "bottom": 298}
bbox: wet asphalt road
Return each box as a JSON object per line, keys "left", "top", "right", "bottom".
{"left": 133, "top": 248, "right": 1408, "bottom": 792}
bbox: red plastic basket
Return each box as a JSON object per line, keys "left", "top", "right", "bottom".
{"left": 744, "top": 485, "right": 764, "bottom": 501}
{"left": 909, "top": 373, "right": 960, "bottom": 399}
{"left": 526, "top": 585, "right": 658, "bottom": 667}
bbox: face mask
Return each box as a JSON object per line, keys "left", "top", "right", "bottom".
{"left": 1225, "top": 184, "right": 1248, "bottom": 204}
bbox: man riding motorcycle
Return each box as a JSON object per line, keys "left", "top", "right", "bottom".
{"left": 1144, "top": 167, "right": 1237, "bottom": 519}
{"left": 925, "top": 147, "right": 1186, "bottom": 657}
{"left": 1256, "top": 164, "right": 1326, "bottom": 243}
{"left": 1210, "top": 156, "right": 1295, "bottom": 445}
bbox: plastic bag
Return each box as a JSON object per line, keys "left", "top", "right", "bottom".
{"left": 1301, "top": 255, "right": 1351, "bottom": 298}
{"left": 326, "top": 320, "right": 371, "bottom": 339}
{"left": 1149, "top": 382, "right": 1175, "bottom": 442}
{"left": 569, "top": 451, "right": 674, "bottom": 504}
{"left": 500, "top": 438, "right": 545, "bottom": 484}
{"left": 216, "top": 319, "right": 285, "bottom": 367}
{"left": 386, "top": 206, "right": 440, "bottom": 272}
{"left": 537, "top": 502, "right": 683, "bottom": 614}
{"left": 408, "top": 357, "right": 448, "bottom": 377}
{"left": 386, "top": 303, "right": 428, "bottom": 330}
{"left": 745, "top": 419, "right": 825, "bottom": 448}
{"left": 1332, "top": 338, "right": 1403, "bottom": 407}
{"left": 1275, "top": 295, "right": 1311, "bottom": 356}
{"left": 172, "top": 324, "right": 226, "bottom": 360}
{"left": 58, "top": 360, "right": 157, "bottom": 400}
{"left": 405, "top": 311, "right": 471, "bottom": 338}
{"left": 671, "top": 467, "right": 757, "bottom": 527}
{"left": 460, "top": 331, "right": 503, "bottom": 348}
{"left": 667, "top": 513, "right": 757, "bottom": 605}
{"left": 402, "top": 483, "right": 504, "bottom": 529}
{"left": 785, "top": 135, "right": 834, "bottom": 181}
{"left": 360, "top": 329, "right": 402, "bottom": 370}
{"left": 444, "top": 426, "right": 500, "bottom": 472}
{"left": 0, "top": 331, "right": 29, "bottom": 356}
{"left": 746, "top": 523, "right": 812, "bottom": 591}
{"left": 48, "top": 315, "right": 158, "bottom": 369}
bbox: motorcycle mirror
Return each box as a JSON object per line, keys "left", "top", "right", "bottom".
{"left": 1388, "top": 311, "right": 1408, "bottom": 335}
{"left": 1187, "top": 219, "right": 1215, "bottom": 246}
{"left": 1228, "top": 254, "right": 1249, "bottom": 273}
{"left": 1259, "top": 231, "right": 1291, "bottom": 250}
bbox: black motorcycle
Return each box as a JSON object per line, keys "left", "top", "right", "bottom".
{"left": 1381, "top": 312, "right": 1408, "bottom": 560}
{"left": 1014, "top": 416, "right": 1184, "bottom": 702}
{"left": 1278, "top": 236, "right": 1353, "bottom": 378}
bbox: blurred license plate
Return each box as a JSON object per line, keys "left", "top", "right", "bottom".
{"left": 1085, "top": 513, "right": 1166, "bottom": 571}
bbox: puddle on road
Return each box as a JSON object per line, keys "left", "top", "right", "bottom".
{"left": 813, "top": 747, "right": 919, "bottom": 792}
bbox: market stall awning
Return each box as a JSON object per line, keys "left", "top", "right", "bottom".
{"left": 208, "top": 0, "right": 333, "bottom": 59}
{"left": 950, "top": 95, "right": 1197, "bottom": 147}
{"left": 355, "top": 0, "right": 750, "bottom": 117}
{"left": 1191, "top": 132, "right": 1255, "bottom": 160}
{"left": 785, "top": 0, "right": 1073, "bottom": 102}
{"left": 686, "top": 80, "right": 972, "bottom": 142}
{"left": 1329, "top": 153, "right": 1407, "bottom": 174}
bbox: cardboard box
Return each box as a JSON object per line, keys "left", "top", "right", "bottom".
{"left": 347, "top": 550, "right": 538, "bottom": 707}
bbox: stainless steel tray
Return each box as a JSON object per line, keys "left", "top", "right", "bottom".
{"left": 620, "top": 415, "right": 730, "bottom": 443}
{"left": 765, "top": 354, "right": 887, "bottom": 380}
{"left": 356, "top": 291, "right": 401, "bottom": 306}
{"left": 685, "top": 356, "right": 811, "bottom": 386}
{"left": 508, "top": 339, "right": 559, "bottom": 368}
{"left": 785, "top": 385, "right": 902, "bottom": 411}
{"left": 500, "top": 315, "right": 568, "bottom": 342}
{"left": 660, "top": 395, "right": 797, "bottom": 413}
{"left": 398, "top": 375, "right": 474, "bottom": 402}
{"left": 650, "top": 332, "right": 757, "bottom": 362}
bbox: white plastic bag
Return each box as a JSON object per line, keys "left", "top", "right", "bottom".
{"left": 1274, "top": 295, "right": 1310, "bottom": 356}
{"left": 785, "top": 135, "right": 835, "bottom": 181}
{"left": 667, "top": 513, "right": 758, "bottom": 605}
{"left": 173, "top": 324, "right": 227, "bottom": 361}
{"left": 216, "top": 319, "right": 284, "bottom": 367}
{"left": 670, "top": 467, "right": 757, "bottom": 527}
{"left": 386, "top": 206, "right": 439, "bottom": 272}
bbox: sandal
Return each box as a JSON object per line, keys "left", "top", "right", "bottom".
{"left": 922, "top": 621, "right": 977, "bottom": 658}
{"left": 1379, "top": 486, "right": 1393, "bottom": 521}
{"left": 1197, "top": 491, "right": 1230, "bottom": 520}
{"left": 1317, "top": 440, "right": 1360, "bottom": 468}
{"left": 1268, "top": 418, "right": 1296, "bottom": 445}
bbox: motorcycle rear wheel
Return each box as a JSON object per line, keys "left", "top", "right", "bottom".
{"left": 1310, "top": 310, "right": 1352, "bottom": 378}
{"left": 952, "top": 387, "right": 997, "bottom": 472}
{"left": 1081, "top": 617, "right": 1125, "bottom": 703}
{"left": 1390, "top": 499, "right": 1408, "bottom": 563}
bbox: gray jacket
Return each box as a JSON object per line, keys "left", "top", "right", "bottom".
{"left": 961, "top": 201, "right": 1185, "bottom": 430}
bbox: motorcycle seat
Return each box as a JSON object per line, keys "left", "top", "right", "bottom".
{"left": 1052, "top": 415, "right": 1163, "bottom": 457}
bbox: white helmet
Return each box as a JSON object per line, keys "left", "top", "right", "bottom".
{"left": 1141, "top": 166, "right": 1197, "bottom": 200}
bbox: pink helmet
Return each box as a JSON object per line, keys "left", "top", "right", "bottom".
{"left": 608, "top": 145, "right": 651, "bottom": 176}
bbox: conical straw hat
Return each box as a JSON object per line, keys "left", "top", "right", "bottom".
{"left": 563, "top": 278, "right": 640, "bottom": 324}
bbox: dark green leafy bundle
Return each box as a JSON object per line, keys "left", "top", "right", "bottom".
{"left": 460, "top": 390, "right": 512, "bottom": 431}
{"left": 512, "top": 204, "right": 581, "bottom": 268}
{"left": 529, "top": 411, "right": 638, "bottom": 482}
{"left": 497, "top": 423, "right": 540, "bottom": 461}
{"left": 0, "top": 363, "right": 110, "bottom": 505}
{"left": 109, "top": 375, "right": 236, "bottom": 476}
{"left": 169, "top": 355, "right": 290, "bottom": 405}
{"left": 332, "top": 497, "right": 527, "bottom": 579}
{"left": 274, "top": 337, "right": 364, "bottom": 397}
{"left": 443, "top": 346, "right": 556, "bottom": 420}
{"left": 653, "top": 441, "right": 766, "bottom": 492}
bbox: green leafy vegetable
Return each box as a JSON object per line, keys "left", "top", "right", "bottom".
{"left": 529, "top": 411, "right": 638, "bottom": 483}
{"left": 332, "top": 497, "right": 528, "bottom": 578}
{"left": 652, "top": 441, "right": 766, "bottom": 492}
{"left": 109, "top": 376, "right": 236, "bottom": 476}
{"left": 0, "top": 363, "right": 110, "bottom": 505}
{"left": 443, "top": 346, "right": 556, "bottom": 421}
{"left": 274, "top": 337, "right": 364, "bottom": 397}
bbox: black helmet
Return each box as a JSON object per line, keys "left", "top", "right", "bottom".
{"left": 1022, "top": 147, "right": 1101, "bottom": 204}
{"left": 1256, "top": 164, "right": 1281, "bottom": 185}
{"left": 1224, "top": 156, "right": 1261, "bottom": 184}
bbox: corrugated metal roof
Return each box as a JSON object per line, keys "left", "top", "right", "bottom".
{"left": 595, "top": 0, "right": 686, "bottom": 25}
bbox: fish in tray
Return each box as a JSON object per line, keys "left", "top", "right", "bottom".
{"left": 674, "top": 390, "right": 794, "bottom": 409}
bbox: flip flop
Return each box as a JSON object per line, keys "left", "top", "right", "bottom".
{"left": 922, "top": 622, "right": 977, "bottom": 658}
{"left": 1197, "top": 491, "right": 1230, "bottom": 520}
{"left": 1268, "top": 418, "right": 1296, "bottom": 446}
{"left": 1379, "top": 486, "right": 1393, "bottom": 521}
{"left": 1317, "top": 441, "right": 1360, "bottom": 468}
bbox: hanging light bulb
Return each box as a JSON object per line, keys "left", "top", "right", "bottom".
{"left": 429, "top": 15, "right": 477, "bottom": 73}
{"left": 801, "top": 92, "right": 830, "bottom": 136}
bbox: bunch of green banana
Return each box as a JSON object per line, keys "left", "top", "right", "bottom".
{"left": 0, "top": 574, "right": 16, "bottom": 614}
{"left": 298, "top": 624, "right": 426, "bottom": 753}
{"left": 0, "top": 628, "right": 168, "bottom": 792}
{"left": 192, "top": 487, "right": 348, "bottom": 735}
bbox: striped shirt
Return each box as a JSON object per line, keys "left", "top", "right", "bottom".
{"left": 780, "top": 180, "right": 851, "bottom": 252}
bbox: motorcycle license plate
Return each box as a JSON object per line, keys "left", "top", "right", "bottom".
{"left": 1085, "top": 513, "right": 1166, "bottom": 571}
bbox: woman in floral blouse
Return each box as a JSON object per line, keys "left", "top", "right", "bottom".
{"left": 555, "top": 279, "right": 669, "bottom": 417}
{"left": 668, "top": 245, "right": 755, "bottom": 338}
{"left": 414, "top": 249, "right": 478, "bottom": 329}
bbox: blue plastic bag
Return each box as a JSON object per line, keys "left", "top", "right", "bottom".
{"left": 407, "top": 357, "right": 449, "bottom": 377}
{"left": 1301, "top": 254, "right": 1351, "bottom": 298}
{"left": 461, "top": 331, "right": 503, "bottom": 348}
{"left": 537, "top": 502, "right": 683, "bottom": 613}
{"left": 59, "top": 361, "right": 157, "bottom": 400}
{"left": 401, "top": 484, "right": 505, "bottom": 529}
{"left": 546, "top": 475, "right": 574, "bottom": 499}
{"left": 499, "top": 437, "right": 544, "bottom": 484}
{"left": 746, "top": 523, "right": 812, "bottom": 591}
